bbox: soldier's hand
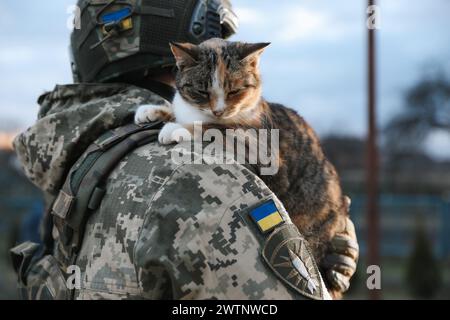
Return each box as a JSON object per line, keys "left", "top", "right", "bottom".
{"left": 321, "top": 213, "right": 359, "bottom": 299}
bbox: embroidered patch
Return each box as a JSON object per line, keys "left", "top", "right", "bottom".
{"left": 262, "top": 224, "right": 323, "bottom": 300}
{"left": 100, "top": 8, "right": 132, "bottom": 24}
{"left": 249, "top": 199, "right": 285, "bottom": 233}
{"left": 100, "top": 7, "right": 133, "bottom": 34}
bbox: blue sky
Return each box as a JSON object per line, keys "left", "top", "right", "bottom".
{"left": 1, "top": 0, "right": 449, "bottom": 158}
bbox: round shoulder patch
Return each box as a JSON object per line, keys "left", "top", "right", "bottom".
{"left": 261, "top": 224, "right": 324, "bottom": 300}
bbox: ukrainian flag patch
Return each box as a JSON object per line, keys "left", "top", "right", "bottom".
{"left": 100, "top": 8, "right": 132, "bottom": 24}
{"left": 250, "top": 199, "right": 285, "bottom": 233}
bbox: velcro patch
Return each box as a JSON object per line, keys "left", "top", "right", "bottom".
{"left": 249, "top": 199, "right": 284, "bottom": 233}
{"left": 100, "top": 7, "right": 132, "bottom": 24}
{"left": 262, "top": 224, "right": 324, "bottom": 300}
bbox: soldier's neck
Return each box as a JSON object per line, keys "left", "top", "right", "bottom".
{"left": 150, "top": 73, "right": 176, "bottom": 88}
{"left": 136, "top": 74, "right": 176, "bottom": 102}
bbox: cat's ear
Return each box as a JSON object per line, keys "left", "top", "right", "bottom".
{"left": 239, "top": 42, "right": 270, "bottom": 67}
{"left": 169, "top": 42, "right": 199, "bottom": 70}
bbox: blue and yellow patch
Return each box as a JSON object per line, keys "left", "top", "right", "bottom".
{"left": 100, "top": 8, "right": 133, "bottom": 34}
{"left": 100, "top": 8, "right": 132, "bottom": 24}
{"left": 250, "top": 200, "right": 284, "bottom": 233}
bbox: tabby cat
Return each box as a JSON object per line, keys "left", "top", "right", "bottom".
{"left": 135, "top": 38, "right": 350, "bottom": 298}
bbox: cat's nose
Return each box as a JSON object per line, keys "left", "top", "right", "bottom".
{"left": 213, "top": 110, "right": 224, "bottom": 117}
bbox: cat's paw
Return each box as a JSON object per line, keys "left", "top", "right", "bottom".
{"left": 158, "top": 122, "right": 192, "bottom": 145}
{"left": 135, "top": 104, "right": 172, "bottom": 124}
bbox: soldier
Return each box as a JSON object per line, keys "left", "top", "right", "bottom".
{"left": 10, "top": 0, "right": 358, "bottom": 300}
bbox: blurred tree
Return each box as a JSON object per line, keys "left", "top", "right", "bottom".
{"left": 321, "top": 135, "right": 365, "bottom": 171}
{"left": 406, "top": 217, "right": 442, "bottom": 299}
{"left": 385, "top": 71, "right": 450, "bottom": 155}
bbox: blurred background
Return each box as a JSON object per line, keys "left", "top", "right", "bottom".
{"left": 1, "top": 0, "right": 449, "bottom": 299}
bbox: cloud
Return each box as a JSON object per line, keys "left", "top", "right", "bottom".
{"left": 0, "top": 46, "right": 35, "bottom": 65}
{"left": 233, "top": 5, "right": 342, "bottom": 44}
{"left": 0, "top": 41, "right": 72, "bottom": 129}
{"left": 234, "top": 6, "right": 265, "bottom": 26}
{"left": 232, "top": 2, "right": 363, "bottom": 47}
{"left": 0, "top": 2, "right": 14, "bottom": 28}
{"left": 277, "top": 6, "right": 329, "bottom": 42}
{"left": 0, "top": 42, "right": 68, "bottom": 65}
{"left": 425, "top": 130, "right": 450, "bottom": 160}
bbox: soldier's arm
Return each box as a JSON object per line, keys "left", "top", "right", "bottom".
{"left": 134, "top": 163, "right": 331, "bottom": 300}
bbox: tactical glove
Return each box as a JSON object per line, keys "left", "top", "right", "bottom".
{"left": 322, "top": 205, "right": 359, "bottom": 299}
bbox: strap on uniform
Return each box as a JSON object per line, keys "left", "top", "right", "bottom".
{"left": 50, "top": 121, "right": 163, "bottom": 266}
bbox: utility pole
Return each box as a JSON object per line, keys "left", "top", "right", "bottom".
{"left": 367, "top": 0, "right": 381, "bottom": 300}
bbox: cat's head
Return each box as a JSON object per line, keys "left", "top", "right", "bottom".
{"left": 170, "top": 38, "right": 269, "bottom": 121}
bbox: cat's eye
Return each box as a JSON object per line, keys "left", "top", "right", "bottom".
{"left": 197, "top": 90, "right": 210, "bottom": 97}
{"left": 228, "top": 89, "right": 243, "bottom": 96}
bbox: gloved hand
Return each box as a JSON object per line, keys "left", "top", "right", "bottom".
{"left": 321, "top": 201, "right": 359, "bottom": 299}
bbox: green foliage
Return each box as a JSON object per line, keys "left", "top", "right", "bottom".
{"left": 406, "top": 217, "right": 442, "bottom": 299}
{"left": 385, "top": 71, "right": 450, "bottom": 155}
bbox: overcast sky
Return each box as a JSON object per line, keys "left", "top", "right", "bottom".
{"left": 0, "top": 0, "right": 449, "bottom": 158}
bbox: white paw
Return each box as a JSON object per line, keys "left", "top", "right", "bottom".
{"left": 134, "top": 104, "right": 165, "bottom": 124}
{"left": 158, "top": 123, "right": 192, "bottom": 145}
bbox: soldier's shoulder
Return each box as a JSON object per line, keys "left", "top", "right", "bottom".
{"left": 115, "top": 142, "right": 267, "bottom": 230}
{"left": 131, "top": 149, "right": 329, "bottom": 299}
{"left": 38, "top": 83, "right": 131, "bottom": 104}
{"left": 38, "top": 83, "right": 168, "bottom": 117}
{"left": 127, "top": 141, "right": 266, "bottom": 193}
{"left": 127, "top": 141, "right": 270, "bottom": 230}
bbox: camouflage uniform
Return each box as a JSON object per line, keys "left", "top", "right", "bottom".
{"left": 13, "top": 83, "right": 332, "bottom": 300}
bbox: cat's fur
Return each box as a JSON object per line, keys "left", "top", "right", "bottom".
{"left": 135, "top": 38, "right": 349, "bottom": 298}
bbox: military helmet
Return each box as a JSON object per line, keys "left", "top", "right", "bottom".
{"left": 70, "top": 0, "right": 239, "bottom": 83}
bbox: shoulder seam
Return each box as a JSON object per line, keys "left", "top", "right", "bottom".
{"left": 133, "top": 162, "right": 187, "bottom": 251}
{"left": 132, "top": 162, "right": 187, "bottom": 297}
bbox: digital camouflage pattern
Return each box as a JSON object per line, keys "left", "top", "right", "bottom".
{"left": 85, "top": 0, "right": 141, "bottom": 61}
{"left": 21, "top": 254, "right": 70, "bottom": 300}
{"left": 14, "top": 83, "right": 170, "bottom": 197}
{"left": 13, "top": 83, "right": 331, "bottom": 299}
